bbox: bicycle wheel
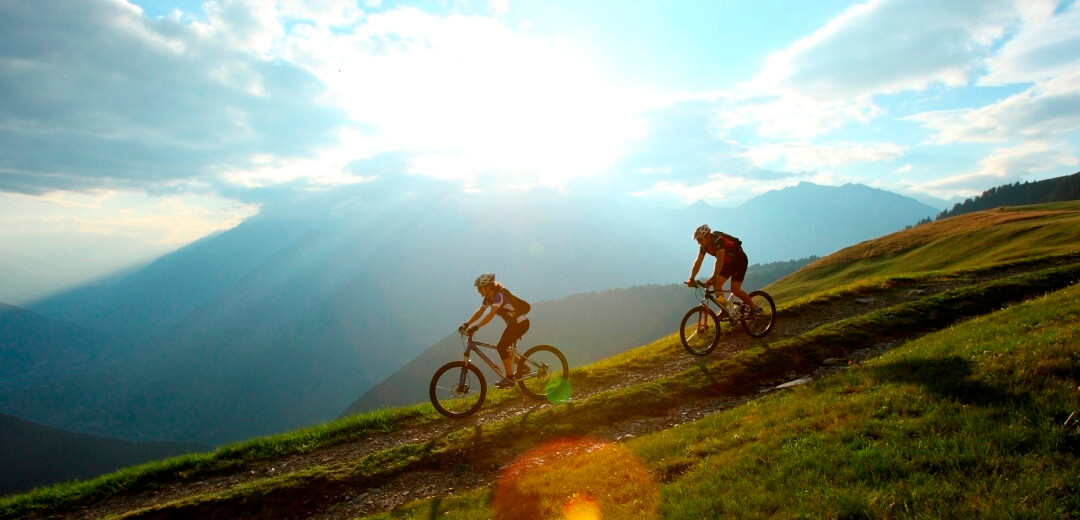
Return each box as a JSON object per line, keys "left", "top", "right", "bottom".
{"left": 429, "top": 361, "right": 486, "bottom": 418}
{"left": 739, "top": 291, "right": 776, "bottom": 338}
{"left": 680, "top": 306, "right": 720, "bottom": 356}
{"left": 517, "top": 345, "right": 570, "bottom": 401}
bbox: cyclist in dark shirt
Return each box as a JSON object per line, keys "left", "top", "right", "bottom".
{"left": 462, "top": 273, "right": 531, "bottom": 389}
{"left": 686, "top": 224, "right": 758, "bottom": 313}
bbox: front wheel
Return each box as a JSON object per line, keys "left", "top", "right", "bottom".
{"left": 517, "top": 345, "right": 570, "bottom": 401}
{"left": 429, "top": 361, "right": 486, "bottom": 418}
{"left": 739, "top": 291, "right": 776, "bottom": 338}
{"left": 680, "top": 306, "right": 720, "bottom": 356}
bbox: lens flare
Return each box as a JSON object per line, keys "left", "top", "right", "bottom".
{"left": 546, "top": 377, "right": 573, "bottom": 404}
{"left": 563, "top": 492, "right": 602, "bottom": 520}
{"left": 492, "top": 438, "right": 659, "bottom": 519}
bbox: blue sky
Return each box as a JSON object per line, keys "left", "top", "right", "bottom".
{"left": 2, "top": 0, "right": 1079, "bottom": 302}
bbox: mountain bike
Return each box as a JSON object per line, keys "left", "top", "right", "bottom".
{"left": 429, "top": 327, "right": 570, "bottom": 418}
{"left": 679, "top": 280, "right": 776, "bottom": 356}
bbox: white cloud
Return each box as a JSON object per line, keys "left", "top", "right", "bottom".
{"left": 741, "top": 141, "right": 905, "bottom": 170}
{"left": 0, "top": 188, "right": 258, "bottom": 247}
{"left": 716, "top": 0, "right": 1023, "bottom": 139}
{"left": 0, "top": 187, "right": 259, "bottom": 302}
{"left": 218, "top": 129, "right": 378, "bottom": 188}
{"left": 908, "top": 69, "right": 1080, "bottom": 144}
{"left": 981, "top": 0, "right": 1080, "bottom": 85}
{"left": 913, "top": 141, "right": 1078, "bottom": 197}
{"left": 0, "top": 0, "right": 347, "bottom": 195}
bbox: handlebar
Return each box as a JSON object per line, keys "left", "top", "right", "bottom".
{"left": 686, "top": 280, "right": 730, "bottom": 293}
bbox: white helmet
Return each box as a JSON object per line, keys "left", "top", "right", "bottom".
{"left": 474, "top": 272, "right": 496, "bottom": 287}
{"left": 694, "top": 224, "right": 711, "bottom": 240}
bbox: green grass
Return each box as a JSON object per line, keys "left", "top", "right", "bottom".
{"left": 649, "top": 283, "right": 1080, "bottom": 519}
{"left": 768, "top": 202, "right": 1080, "bottom": 303}
{"left": 364, "top": 275, "right": 1080, "bottom": 520}
{"left": 0, "top": 405, "right": 433, "bottom": 518}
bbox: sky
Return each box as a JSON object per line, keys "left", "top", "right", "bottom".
{"left": 2, "top": 0, "right": 1080, "bottom": 303}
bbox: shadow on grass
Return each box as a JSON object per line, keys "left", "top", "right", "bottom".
{"left": 868, "top": 356, "right": 1027, "bottom": 408}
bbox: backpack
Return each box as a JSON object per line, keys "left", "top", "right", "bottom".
{"left": 715, "top": 231, "right": 742, "bottom": 249}
{"left": 501, "top": 287, "right": 531, "bottom": 315}
{"left": 704, "top": 231, "right": 742, "bottom": 256}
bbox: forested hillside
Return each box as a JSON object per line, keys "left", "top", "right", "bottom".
{"left": 933, "top": 171, "right": 1080, "bottom": 221}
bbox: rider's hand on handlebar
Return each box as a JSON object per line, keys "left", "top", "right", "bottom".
{"left": 458, "top": 323, "right": 469, "bottom": 334}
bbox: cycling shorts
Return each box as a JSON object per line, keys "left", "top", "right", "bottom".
{"left": 719, "top": 249, "right": 749, "bottom": 283}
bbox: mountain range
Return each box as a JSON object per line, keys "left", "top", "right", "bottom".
{"left": 1, "top": 182, "right": 937, "bottom": 449}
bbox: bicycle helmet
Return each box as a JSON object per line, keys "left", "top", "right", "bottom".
{"left": 694, "top": 224, "right": 711, "bottom": 240}
{"left": 474, "top": 272, "right": 496, "bottom": 287}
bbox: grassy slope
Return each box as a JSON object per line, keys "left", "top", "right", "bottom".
{"left": 769, "top": 200, "right": 1080, "bottom": 303}
{"left": 399, "top": 280, "right": 1080, "bottom": 519}
{"left": 3, "top": 202, "right": 1080, "bottom": 519}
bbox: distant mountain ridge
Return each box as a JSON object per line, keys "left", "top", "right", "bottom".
{"left": 0, "top": 412, "right": 207, "bottom": 496}
{"left": 4, "top": 182, "right": 936, "bottom": 445}
{"left": 725, "top": 182, "right": 939, "bottom": 262}
{"left": 0, "top": 303, "right": 117, "bottom": 388}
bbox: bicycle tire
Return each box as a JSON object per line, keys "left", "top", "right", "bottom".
{"left": 740, "top": 290, "right": 776, "bottom": 338}
{"left": 517, "top": 345, "right": 570, "bottom": 401}
{"left": 429, "top": 361, "right": 486, "bottom": 418}
{"left": 680, "top": 306, "right": 720, "bottom": 356}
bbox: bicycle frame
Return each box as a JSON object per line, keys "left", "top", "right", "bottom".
{"left": 681, "top": 281, "right": 775, "bottom": 351}
{"left": 695, "top": 286, "right": 739, "bottom": 320}
{"left": 460, "top": 336, "right": 514, "bottom": 380}
{"left": 457, "top": 335, "right": 546, "bottom": 387}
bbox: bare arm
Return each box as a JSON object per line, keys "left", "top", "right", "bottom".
{"left": 472, "top": 307, "right": 498, "bottom": 330}
{"left": 687, "top": 250, "right": 706, "bottom": 284}
{"left": 711, "top": 248, "right": 726, "bottom": 290}
{"left": 713, "top": 248, "right": 726, "bottom": 277}
{"left": 464, "top": 305, "right": 486, "bottom": 326}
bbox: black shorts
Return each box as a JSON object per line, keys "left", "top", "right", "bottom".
{"left": 497, "top": 318, "right": 530, "bottom": 359}
{"left": 719, "top": 249, "right": 749, "bottom": 283}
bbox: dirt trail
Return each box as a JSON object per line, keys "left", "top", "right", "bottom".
{"left": 44, "top": 258, "right": 1076, "bottom": 520}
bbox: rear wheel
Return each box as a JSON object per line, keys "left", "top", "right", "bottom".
{"left": 680, "top": 306, "right": 720, "bottom": 355}
{"left": 739, "top": 291, "right": 776, "bottom": 338}
{"left": 429, "top": 361, "right": 486, "bottom": 418}
{"left": 517, "top": 345, "right": 570, "bottom": 400}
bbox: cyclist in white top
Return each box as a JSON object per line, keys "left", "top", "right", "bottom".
{"left": 462, "top": 273, "right": 531, "bottom": 389}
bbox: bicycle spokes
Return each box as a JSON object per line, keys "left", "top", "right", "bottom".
{"left": 430, "top": 362, "right": 486, "bottom": 418}
{"left": 518, "top": 345, "right": 570, "bottom": 402}
{"left": 680, "top": 307, "right": 720, "bottom": 356}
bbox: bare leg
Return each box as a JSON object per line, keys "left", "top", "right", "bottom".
{"left": 730, "top": 280, "right": 757, "bottom": 311}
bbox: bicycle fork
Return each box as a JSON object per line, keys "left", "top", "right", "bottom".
{"left": 459, "top": 350, "right": 474, "bottom": 390}
{"left": 697, "top": 302, "right": 712, "bottom": 332}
